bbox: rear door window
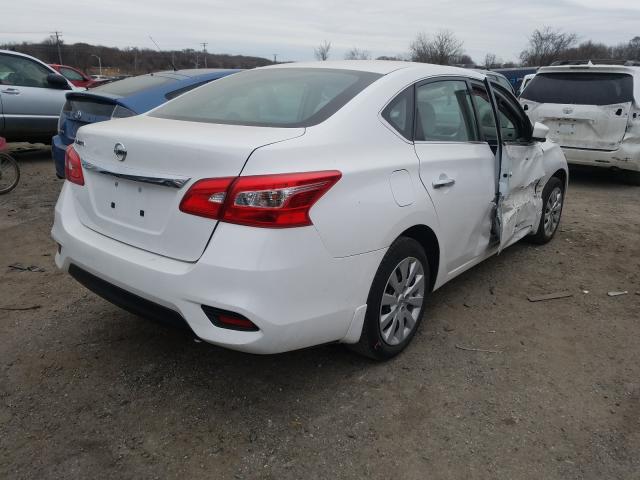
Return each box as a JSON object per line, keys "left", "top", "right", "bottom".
{"left": 415, "top": 80, "right": 478, "bottom": 142}
{"left": 521, "top": 72, "right": 633, "bottom": 105}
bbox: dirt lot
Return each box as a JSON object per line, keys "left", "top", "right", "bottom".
{"left": 1, "top": 146, "right": 639, "bottom": 480}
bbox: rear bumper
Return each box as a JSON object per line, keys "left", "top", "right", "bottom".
{"left": 561, "top": 145, "right": 640, "bottom": 172}
{"left": 52, "top": 183, "right": 384, "bottom": 354}
{"left": 52, "top": 134, "right": 70, "bottom": 178}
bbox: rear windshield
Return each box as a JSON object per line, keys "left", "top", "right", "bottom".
{"left": 92, "top": 74, "right": 177, "bottom": 97}
{"left": 521, "top": 72, "right": 633, "bottom": 105}
{"left": 150, "top": 68, "right": 382, "bottom": 127}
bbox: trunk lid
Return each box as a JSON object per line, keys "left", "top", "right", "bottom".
{"left": 525, "top": 101, "right": 631, "bottom": 151}
{"left": 61, "top": 93, "right": 120, "bottom": 141}
{"left": 72, "top": 116, "right": 305, "bottom": 261}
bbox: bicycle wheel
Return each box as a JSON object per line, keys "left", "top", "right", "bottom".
{"left": 0, "top": 152, "right": 20, "bottom": 194}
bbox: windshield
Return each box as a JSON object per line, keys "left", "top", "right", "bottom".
{"left": 521, "top": 72, "right": 633, "bottom": 105}
{"left": 91, "top": 74, "right": 177, "bottom": 97}
{"left": 150, "top": 68, "right": 381, "bottom": 127}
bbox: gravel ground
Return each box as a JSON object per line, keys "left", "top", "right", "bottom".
{"left": 1, "top": 146, "right": 639, "bottom": 480}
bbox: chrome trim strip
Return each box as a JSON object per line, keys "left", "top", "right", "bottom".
{"left": 80, "top": 160, "right": 190, "bottom": 188}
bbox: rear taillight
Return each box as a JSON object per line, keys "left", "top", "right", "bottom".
{"left": 64, "top": 145, "right": 84, "bottom": 186}
{"left": 179, "top": 177, "right": 234, "bottom": 219}
{"left": 180, "top": 171, "right": 341, "bottom": 228}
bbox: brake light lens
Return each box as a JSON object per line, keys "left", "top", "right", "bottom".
{"left": 64, "top": 145, "right": 84, "bottom": 186}
{"left": 179, "top": 177, "right": 234, "bottom": 219}
{"left": 180, "top": 171, "right": 341, "bottom": 228}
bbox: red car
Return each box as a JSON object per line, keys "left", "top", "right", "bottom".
{"left": 49, "top": 64, "right": 100, "bottom": 88}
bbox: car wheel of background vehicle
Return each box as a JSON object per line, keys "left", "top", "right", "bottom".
{"left": 349, "top": 237, "right": 429, "bottom": 360}
{"left": 528, "top": 176, "right": 564, "bottom": 244}
{"left": 0, "top": 153, "right": 20, "bottom": 194}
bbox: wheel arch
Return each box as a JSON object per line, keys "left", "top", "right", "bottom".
{"left": 397, "top": 224, "right": 440, "bottom": 292}
{"left": 552, "top": 167, "right": 568, "bottom": 190}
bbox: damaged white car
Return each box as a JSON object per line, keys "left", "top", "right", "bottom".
{"left": 520, "top": 61, "right": 640, "bottom": 184}
{"left": 52, "top": 62, "right": 568, "bottom": 359}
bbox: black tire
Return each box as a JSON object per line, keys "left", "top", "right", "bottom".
{"left": 527, "top": 176, "right": 564, "bottom": 244}
{"left": 349, "top": 237, "right": 430, "bottom": 360}
{"left": 0, "top": 153, "right": 20, "bottom": 195}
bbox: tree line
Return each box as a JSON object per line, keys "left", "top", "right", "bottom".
{"left": 0, "top": 37, "right": 273, "bottom": 74}
{"left": 316, "top": 28, "right": 640, "bottom": 68}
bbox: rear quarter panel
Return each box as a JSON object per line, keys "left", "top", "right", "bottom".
{"left": 241, "top": 72, "right": 446, "bottom": 282}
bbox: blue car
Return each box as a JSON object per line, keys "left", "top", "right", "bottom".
{"left": 52, "top": 68, "right": 239, "bottom": 177}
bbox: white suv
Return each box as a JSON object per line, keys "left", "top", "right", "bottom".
{"left": 520, "top": 61, "right": 640, "bottom": 184}
{"left": 52, "top": 62, "right": 568, "bottom": 359}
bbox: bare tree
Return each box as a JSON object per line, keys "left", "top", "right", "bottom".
{"left": 314, "top": 40, "right": 331, "bottom": 61}
{"left": 344, "top": 47, "right": 371, "bottom": 60}
{"left": 520, "top": 27, "right": 578, "bottom": 66}
{"left": 483, "top": 53, "right": 502, "bottom": 69}
{"left": 410, "top": 30, "right": 464, "bottom": 65}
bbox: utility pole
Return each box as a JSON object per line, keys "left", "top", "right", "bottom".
{"left": 273, "top": 53, "right": 278, "bottom": 64}
{"left": 51, "top": 31, "right": 63, "bottom": 64}
{"left": 200, "top": 42, "right": 208, "bottom": 68}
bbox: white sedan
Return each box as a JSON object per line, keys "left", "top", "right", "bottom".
{"left": 52, "top": 61, "right": 568, "bottom": 359}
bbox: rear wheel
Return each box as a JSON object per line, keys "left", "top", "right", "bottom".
{"left": 528, "top": 176, "right": 564, "bottom": 244}
{"left": 0, "top": 153, "right": 20, "bottom": 194}
{"left": 350, "top": 237, "right": 429, "bottom": 360}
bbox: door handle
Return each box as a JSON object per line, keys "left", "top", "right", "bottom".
{"left": 432, "top": 176, "right": 455, "bottom": 189}
{"left": 0, "top": 88, "right": 20, "bottom": 95}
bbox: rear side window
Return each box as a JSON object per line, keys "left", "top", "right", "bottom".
{"left": 92, "top": 74, "right": 176, "bottom": 97}
{"left": 521, "top": 72, "right": 633, "bottom": 105}
{"left": 151, "top": 68, "right": 381, "bottom": 127}
{"left": 415, "top": 80, "right": 478, "bottom": 142}
{"left": 382, "top": 86, "right": 414, "bottom": 140}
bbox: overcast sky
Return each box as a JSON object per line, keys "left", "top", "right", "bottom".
{"left": 2, "top": 0, "right": 639, "bottom": 63}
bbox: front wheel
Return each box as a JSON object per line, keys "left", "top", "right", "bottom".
{"left": 0, "top": 153, "right": 20, "bottom": 195}
{"left": 350, "top": 237, "right": 429, "bottom": 360}
{"left": 528, "top": 176, "right": 564, "bottom": 244}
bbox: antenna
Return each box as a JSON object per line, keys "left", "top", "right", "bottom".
{"left": 149, "top": 35, "right": 177, "bottom": 71}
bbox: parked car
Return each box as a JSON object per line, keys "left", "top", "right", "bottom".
{"left": 493, "top": 67, "right": 538, "bottom": 92}
{"left": 520, "top": 60, "right": 640, "bottom": 184}
{"left": 0, "top": 49, "right": 74, "bottom": 143}
{"left": 52, "top": 61, "right": 568, "bottom": 359}
{"left": 474, "top": 69, "right": 515, "bottom": 93}
{"left": 517, "top": 73, "right": 536, "bottom": 96}
{"left": 52, "top": 68, "right": 239, "bottom": 177}
{"left": 49, "top": 64, "right": 103, "bottom": 89}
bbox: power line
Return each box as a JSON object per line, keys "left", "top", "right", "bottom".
{"left": 50, "top": 30, "right": 63, "bottom": 64}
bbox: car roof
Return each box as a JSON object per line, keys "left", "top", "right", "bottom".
{"left": 263, "top": 60, "right": 486, "bottom": 80}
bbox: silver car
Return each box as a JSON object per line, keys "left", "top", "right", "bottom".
{"left": 0, "top": 49, "right": 74, "bottom": 143}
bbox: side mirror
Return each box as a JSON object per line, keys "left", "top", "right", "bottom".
{"left": 531, "top": 122, "right": 549, "bottom": 142}
{"left": 46, "top": 73, "right": 71, "bottom": 90}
